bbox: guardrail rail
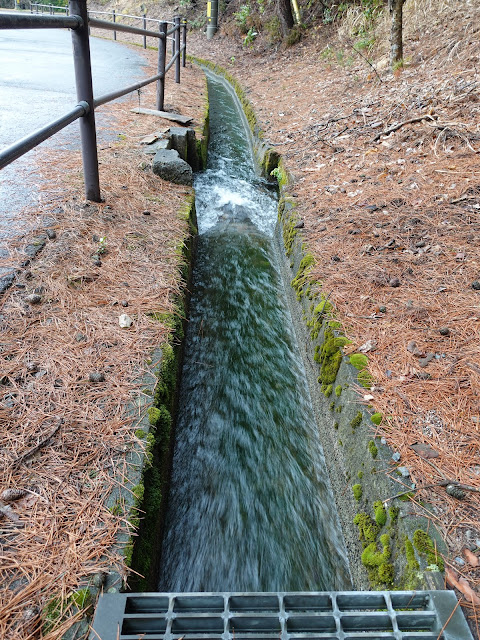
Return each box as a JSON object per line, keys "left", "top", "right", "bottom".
{"left": 0, "top": 1, "right": 187, "bottom": 201}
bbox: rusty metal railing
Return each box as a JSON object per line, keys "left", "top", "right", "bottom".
{"left": 0, "top": 2, "right": 187, "bottom": 202}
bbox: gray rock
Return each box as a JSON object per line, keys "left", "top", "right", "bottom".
{"left": 143, "top": 138, "right": 171, "bottom": 156}
{"left": 89, "top": 372, "right": 105, "bottom": 383}
{"left": 46, "top": 229, "right": 57, "bottom": 240}
{"left": 24, "top": 293, "right": 42, "bottom": 305}
{"left": 392, "top": 452, "right": 401, "bottom": 462}
{"left": 0, "top": 272, "right": 15, "bottom": 294}
{"left": 152, "top": 149, "right": 193, "bottom": 186}
{"left": 169, "top": 127, "right": 198, "bottom": 169}
{"left": 398, "top": 466, "right": 410, "bottom": 477}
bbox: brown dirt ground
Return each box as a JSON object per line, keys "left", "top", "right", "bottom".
{"left": 0, "top": 55, "right": 205, "bottom": 638}
{"left": 1, "top": 0, "right": 480, "bottom": 635}
{"left": 186, "top": 0, "right": 480, "bottom": 630}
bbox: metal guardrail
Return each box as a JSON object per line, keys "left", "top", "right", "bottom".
{"left": 90, "top": 591, "right": 474, "bottom": 640}
{"left": 0, "top": 1, "right": 187, "bottom": 202}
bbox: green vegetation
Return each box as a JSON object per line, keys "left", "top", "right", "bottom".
{"left": 352, "top": 483, "right": 363, "bottom": 500}
{"left": 413, "top": 530, "right": 444, "bottom": 571}
{"left": 315, "top": 328, "right": 344, "bottom": 386}
{"left": 350, "top": 411, "right": 363, "bottom": 429}
{"left": 349, "top": 353, "right": 368, "bottom": 369}
{"left": 373, "top": 500, "right": 386, "bottom": 526}
{"left": 335, "top": 384, "right": 342, "bottom": 397}
{"left": 368, "top": 440, "right": 378, "bottom": 458}
{"left": 371, "top": 412, "right": 382, "bottom": 425}
{"left": 354, "top": 511, "right": 380, "bottom": 543}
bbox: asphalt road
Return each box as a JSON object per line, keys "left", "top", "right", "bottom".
{"left": 0, "top": 26, "right": 147, "bottom": 258}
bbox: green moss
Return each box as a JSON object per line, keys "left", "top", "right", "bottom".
{"left": 329, "top": 401, "right": 335, "bottom": 411}
{"left": 405, "top": 537, "right": 419, "bottom": 570}
{"left": 388, "top": 506, "right": 399, "bottom": 523}
{"left": 351, "top": 411, "right": 363, "bottom": 429}
{"left": 335, "top": 405, "right": 343, "bottom": 413}
{"left": 334, "top": 421, "right": 339, "bottom": 430}
{"left": 352, "top": 484, "right": 363, "bottom": 501}
{"left": 358, "top": 369, "right": 374, "bottom": 388}
{"left": 350, "top": 353, "right": 368, "bottom": 369}
{"left": 378, "top": 563, "right": 394, "bottom": 584}
{"left": 413, "top": 530, "right": 444, "bottom": 571}
{"left": 135, "top": 429, "right": 146, "bottom": 439}
{"left": 291, "top": 253, "right": 315, "bottom": 297}
{"left": 317, "top": 328, "right": 344, "bottom": 386}
{"left": 323, "top": 384, "right": 333, "bottom": 397}
{"left": 43, "top": 589, "right": 93, "bottom": 634}
{"left": 368, "top": 440, "right": 378, "bottom": 459}
{"left": 354, "top": 512, "right": 380, "bottom": 543}
{"left": 357, "top": 471, "right": 364, "bottom": 479}
{"left": 373, "top": 500, "right": 387, "bottom": 526}
{"left": 148, "top": 406, "right": 162, "bottom": 427}
{"left": 371, "top": 412, "right": 382, "bottom": 425}
{"left": 335, "top": 385, "right": 342, "bottom": 397}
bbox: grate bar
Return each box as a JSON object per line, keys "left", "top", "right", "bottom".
{"left": 90, "top": 591, "right": 473, "bottom": 640}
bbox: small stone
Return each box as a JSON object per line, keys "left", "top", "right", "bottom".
{"left": 142, "top": 210, "right": 151, "bottom": 216}
{"left": 455, "top": 556, "right": 466, "bottom": 567}
{"left": 331, "top": 255, "right": 341, "bottom": 262}
{"left": 93, "top": 256, "right": 102, "bottom": 267}
{"left": 92, "top": 235, "right": 100, "bottom": 242}
{"left": 407, "top": 340, "right": 424, "bottom": 357}
{"left": 294, "top": 221, "right": 304, "bottom": 229}
{"left": 46, "top": 229, "right": 57, "bottom": 240}
{"left": 89, "top": 372, "right": 105, "bottom": 383}
{"left": 392, "top": 452, "right": 401, "bottom": 462}
{"left": 54, "top": 378, "right": 63, "bottom": 388}
{"left": 418, "top": 352, "right": 435, "bottom": 368}
{"left": 389, "top": 277, "right": 401, "bottom": 287}
{"left": 379, "top": 306, "right": 387, "bottom": 313}
{"left": 380, "top": 437, "right": 387, "bottom": 445}
{"left": 472, "top": 281, "right": 480, "bottom": 290}
{"left": 24, "top": 294, "right": 42, "bottom": 305}
{"left": 75, "top": 332, "right": 86, "bottom": 342}
{"left": 121, "top": 301, "right": 129, "bottom": 308}
{"left": 415, "top": 240, "right": 426, "bottom": 248}
{"left": 439, "top": 327, "right": 450, "bottom": 336}
{"left": 26, "top": 363, "right": 39, "bottom": 374}
{"left": 119, "top": 313, "right": 133, "bottom": 328}
{"left": 398, "top": 466, "right": 410, "bottom": 477}
{"left": 415, "top": 371, "right": 431, "bottom": 380}
{"left": 411, "top": 442, "right": 439, "bottom": 459}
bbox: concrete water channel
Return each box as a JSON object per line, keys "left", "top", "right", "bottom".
{"left": 90, "top": 71, "right": 474, "bottom": 640}
{"left": 157, "top": 73, "right": 351, "bottom": 593}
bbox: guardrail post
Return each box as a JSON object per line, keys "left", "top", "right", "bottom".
{"left": 112, "top": 8, "right": 116, "bottom": 40}
{"left": 182, "top": 20, "right": 186, "bottom": 68}
{"left": 156, "top": 21, "right": 167, "bottom": 111}
{"left": 69, "top": 0, "right": 101, "bottom": 202}
{"left": 143, "top": 13, "right": 146, "bottom": 48}
{"left": 174, "top": 15, "right": 180, "bottom": 83}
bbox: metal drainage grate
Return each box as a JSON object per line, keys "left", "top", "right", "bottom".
{"left": 90, "top": 591, "right": 473, "bottom": 640}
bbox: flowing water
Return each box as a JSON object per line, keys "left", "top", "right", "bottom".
{"left": 157, "top": 74, "right": 351, "bottom": 592}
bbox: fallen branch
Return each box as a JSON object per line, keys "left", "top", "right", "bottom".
{"left": 373, "top": 113, "right": 437, "bottom": 142}
{"left": 384, "top": 479, "right": 480, "bottom": 503}
{"left": 11, "top": 419, "right": 63, "bottom": 469}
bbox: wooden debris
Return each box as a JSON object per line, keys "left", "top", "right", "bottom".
{"left": 11, "top": 420, "right": 63, "bottom": 469}
{"left": 1, "top": 488, "right": 27, "bottom": 502}
{"left": 131, "top": 107, "right": 193, "bottom": 125}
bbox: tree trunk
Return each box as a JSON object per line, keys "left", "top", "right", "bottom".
{"left": 277, "top": 0, "right": 294, "bottom": 36}
{"left": 389, "top": 0, "right": 405, "bottom": 68}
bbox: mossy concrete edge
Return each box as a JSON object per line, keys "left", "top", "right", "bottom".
{"left": 274, "top": 165, "right": 446, "bottom": 592}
